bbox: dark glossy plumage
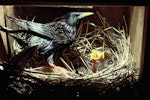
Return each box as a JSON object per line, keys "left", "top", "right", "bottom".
{"left": 4, "top": 12, "right": 94, "bottom": 70}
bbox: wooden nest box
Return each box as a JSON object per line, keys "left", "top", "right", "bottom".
{"left": 0, "top": 4, "right": 148, "bottom": 95}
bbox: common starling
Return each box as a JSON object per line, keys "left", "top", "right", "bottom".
{"left": 4, "top": 12, "right": 94, "bottom": 77}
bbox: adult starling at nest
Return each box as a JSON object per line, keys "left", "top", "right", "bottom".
{"left": 3, "top": 12, "right": 94, "bottom": 78}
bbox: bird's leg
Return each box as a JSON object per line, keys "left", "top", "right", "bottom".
{"left": 48, "top": 62, "right": 73, "bottom": 78}
{"left": 47, "top": 53, "right": 72, "bottom": 78}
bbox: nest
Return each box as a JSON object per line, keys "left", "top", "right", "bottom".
{"left": 21, "top": 11, "right": 136, "bottom": 87}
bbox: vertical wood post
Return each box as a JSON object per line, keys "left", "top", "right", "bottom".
{"left": 0, "top": 6, "right": 8, "bottom": 54}
{"left": 129, "top": 6, "right": 147, "bottom": 80}
{"left": 0, "top": 6, "right": 15, "bottom": 57}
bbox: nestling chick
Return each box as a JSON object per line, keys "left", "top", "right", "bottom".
{"left": 91, "top": 50, "right": 105, "bottom": 73}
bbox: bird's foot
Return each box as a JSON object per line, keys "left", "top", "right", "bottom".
{"left": 48, "top": 62, "right": 73, "bottom": 79}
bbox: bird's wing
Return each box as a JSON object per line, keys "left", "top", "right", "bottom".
{"left": 27, "top": 22, "right": 74, "bottom": 44}
{"left": 5, "top": 15, "right": 55, "bottom": 40}
{"left": 26, "top": 21, "right": 52, "bottom": 35}
{"left": 5, "top": 15, "right": 74, "bottom": 44}
{"left": 10, "top": 33, "right": 28, "bottom": 46}
{"left": 5, "top": 14, "right": 47, "bottom": 34}
{"left": 5, "top": 14, "right": 28, "bottom": 30}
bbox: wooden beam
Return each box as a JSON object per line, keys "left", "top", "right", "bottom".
{"left": 129, "top": 6, "right": 147, "bottom": 80}
{"left": 0, "top": 6, "right": 8, "bottom": 54}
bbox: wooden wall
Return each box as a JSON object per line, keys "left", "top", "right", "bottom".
{"left": 129, "top": 6, "right": 148, "bottom": 79}
{"left": 0, "top": 6, "right": 15, "bottom": 58}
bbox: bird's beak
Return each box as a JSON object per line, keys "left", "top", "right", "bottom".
{"left": 91, "top": 50, "right": 105, "bottom": 61}
{"left": 78, "top": 12, "right": 94, "bottom": 19}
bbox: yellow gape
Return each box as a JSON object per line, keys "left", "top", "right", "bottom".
{"left": 91, "top": 50, "right": 105, "bottom": 61}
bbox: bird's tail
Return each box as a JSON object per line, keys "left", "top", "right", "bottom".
{"left": 4, "top": 14, "right": 28, "bottom": 30}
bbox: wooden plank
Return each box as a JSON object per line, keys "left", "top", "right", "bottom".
{"left": 0, "top": 6, "right": 8, "bottom": 54}
{"left": 0, "top": 33, "right": 7, "bottom": 61}
{"left": 129, "top": 6, "right": 146, "bottom": 79}
{"left": 3, "top": 6, "right": 16, "bottom": 57}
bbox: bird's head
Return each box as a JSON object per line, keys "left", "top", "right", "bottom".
{"left": 91, "top": 50, "right": 105, "bottom": 62}
{"left": 63, "top": 12, "right": 94, "bottom": 26}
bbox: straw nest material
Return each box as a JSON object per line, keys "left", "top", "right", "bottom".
{"left": 13, "top": 12, "right": 136, "bottom": 88}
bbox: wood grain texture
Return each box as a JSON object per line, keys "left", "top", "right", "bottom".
{"left": 129, "top": 6, "right": 146, "bottom": 79}
{"left": 0, "top": 6, "right": 7, "bottom": 54}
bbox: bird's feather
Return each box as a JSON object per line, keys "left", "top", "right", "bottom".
{"left": 5, "top": 14, "right": 28, "bottom": 30}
